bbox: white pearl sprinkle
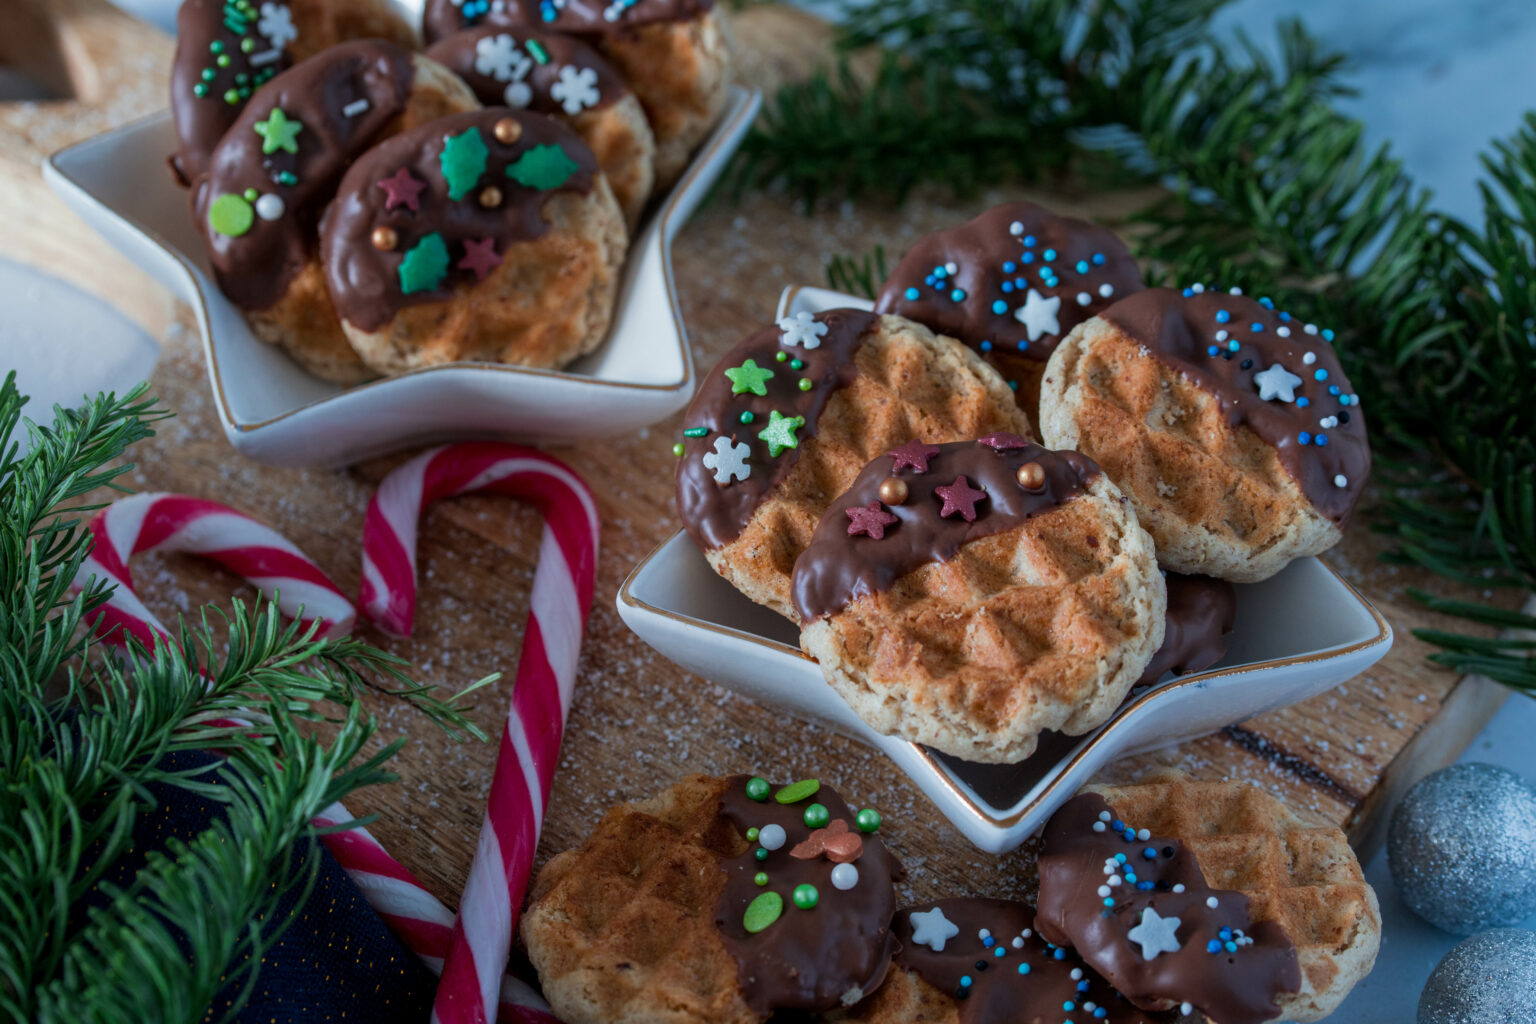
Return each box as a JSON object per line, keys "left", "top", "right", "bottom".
{"left": 1277, "top": 326, "right": 1291, "bottom": 337}
{"left": 1206, "top": 897, "right": 1220, "bottom": 909}
{"left": 1172, "top": 884, "right": 1186, "bottom": 893}
{"left": 830, "top": 862, "right": 859, "bottom": 890}
{"left": 1077, "top": 292, "right": 1092, "bottom": 306}
{"left": 758, "top": 824, "right": 786, "bottom": 851}
{"left": 1215, "top": 329, "right": 1229, "bottom": 342}
{"left": 1092, "top": 821, "right": 1107, "bottom": 832}
{"left": 1071, "top": 968, "right": 1083, "bottom": 980}
{"left": 1099, "top": 283, "right": 1115, "bottom": 298}
{"left": 255, "top": 194, "right": 285, "bottom": 221}
{"left": 945, "top": 262, "right": 958, "bottom": 275}
{"left": 1335, "top": 474, "right": 1349, "bottom": 488}
{"left": 1182, "top": 1003, "right": 1194, "bottom": 1016}
{"left": 979, "top": 929, "right": 992, "bottom": 939}
{"left": 1009, "top": 221, "right": 1024, "bottom": 236}
{"left": 1320, "top": 416, "right": 1339, "bottom": 429}
{"left": 1137, "top": 829, "right": 1151, "bottom": 840}
{"left": 1229, "top": 286, "right": 1243, "bottom": 295}
{"left": 1303, "top": 352, "right": 1318, "bottom": 365}
{"left": 1022, "top": 929, "right": 1032, "bottom": 938}
{"left": 1099, "top": 811, "right": 1112, "bottom": 821}
{"left": 1098, "top": 885, "right": 1112, "bottom": 897}
{"left": 1191, "top": 283, "right": 1206, "bottom": 293}
{"left": 1109, "top": 875, "right": 1123, "bottom": 887}
{"left": 1012, "top": 936, "right": 1025, "bottom": 949}
{"left": 1304, "top": 323, "right": 1319, "bottom": 335}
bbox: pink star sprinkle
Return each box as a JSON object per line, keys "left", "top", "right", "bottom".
{"left": 935, "top": 476, "right": 987, "bottom": 521}
{"left": 978, "top": 432, "right": 1031, "bottom": 451}
{"left": 845, "top": 501, "right": 899, "bottom": 540}
{"left": 458, "top": 237, "right": 501, "bottom": 281}
{"left": 888, "top": 439, "right": 941, "bottom": 474}
{"left": 378, "top": 167, "right": 427, "bottom": 212}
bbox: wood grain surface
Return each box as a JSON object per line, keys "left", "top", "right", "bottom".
{"left": 1, "top": 0, "right": 1515, "bottom": 920}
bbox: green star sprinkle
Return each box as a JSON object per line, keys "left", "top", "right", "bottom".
{"left": 440, "top": 127, "right": 490, "bottom": 201}
{"left": 208, "top": 194, "right": 254, "bottom": 237}
{"left": 398, "top": 233, "right": 451, "bottom": 295}
{"left": 743, "top": 892, "right": 783, "bottom": 934}
{"left": 725, "top": 358, "right": 775, "bottom": 396}
{"left": 253, "top": 108, "right": 303, "bottom": 155}
{"left": 757, "top": 411, "right": 805, "bottom": 458}
{"left": 507, "top": 144, "right": 581, "bottom": 190}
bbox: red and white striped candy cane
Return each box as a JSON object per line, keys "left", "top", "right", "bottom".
{"left": 359, "top": 443, "right": 598, "bottom": 1024}
{"left": 78, "top": 493, "right": 356, "bottom": 647}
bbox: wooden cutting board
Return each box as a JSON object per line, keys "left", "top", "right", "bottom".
{"left": 2, "top": 0, "right": 1518, "bottom": 912}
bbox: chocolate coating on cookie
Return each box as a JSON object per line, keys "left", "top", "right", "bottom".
{"left": 193, "top": 40, "right": 418, "bottom": 311}
{"left": 675, "top": 309, "right": 882, "bottom": 550}
{"left": 792, "top": 437, "right": 1100, "bottom": 622}
{"left": 714, "top": 776, "right": 901, "bottom": 1015}
{"left": 1101, "top": 286, "right": 1370, "bottom": 524}
{"left": 321, "top": 108, "right": 599, "bottom": 332}
{"left": 1137, "top": 574, "right": 1236, "bottom": 686}
{"left": 876, "top": 203, "right": 1144, "bottom": 370}
{"left": 426, "top": 26, "right": 626, "bottom": 114}
{"left": 891, "top": 898, "right": 1171, "bottom": 1024}
{"left": 172, "top": 0, "right": 299, "bottom": 184}
{"left": 1036, "top": 793, "right": 1301, "bottom": 1024}
{"left": 423, "top": 0, "right": 715, "bottom": 44}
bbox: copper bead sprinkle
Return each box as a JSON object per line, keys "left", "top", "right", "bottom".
{"left": 371, "top": 226, "right": 398, "bottom": 251}
{"left": 493, "top": 117, "right": 521, "bottom": 144}
{"left": 479, "top": 186, "right": 503, "bottom": 208}
{"left": 878, "top": 477, "right": 909, "bottom": 505}
{"left": 1017, "top": 461, "right": 1046, "bottom": 490}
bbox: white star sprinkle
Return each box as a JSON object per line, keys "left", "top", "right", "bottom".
{"left": 551, "top": 64, "right": 601, "bottom": 115}
{"left": 1126, "top": 906, "right": 1182, "bottom": 960}
{"left": 257, "top": 3, "right": 297, "bottom": 48}
{"left": 1014, "top": 288, "right": 1061, "bottom": 341}
{"left": 1253, "top": 363, "right": 1304, "bottom": 403}
{"left": 701, "top": 436, "right": 750, "bottom": 484}
{"left": 909, "top": 906, "right": 960, "bottom": 952}
{"left": 777, "top": 311, "right": 829, "bottom": 349}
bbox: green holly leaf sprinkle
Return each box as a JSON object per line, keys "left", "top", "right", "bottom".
{"left": 774, "top": 778, "right": 820, "bottom": 804}
{"left": 440, "top": 128, "right": 490, "bottom": 201}
{"left": 725, "top": 358, "right": 775, "bottom": 397}
{"left": 398, "top": 232, "right": 451, "bottom": 296}
{"left": 506, "top": 144, "right": 581, "bottom": 190}
{"left": 743, "top": 891, "right": 783, "bottom": 934}
{"left": 253, "top": 108, "right": 303, "bottom": 155}
{"left": 757, "top": 411, "right": 805, "bottom": 459}
{"left": 208, "top": 193, "right": 254, "bottom": 237}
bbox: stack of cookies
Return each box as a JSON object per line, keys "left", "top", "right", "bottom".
{"left": 520, "top": 771, "right": 1381, "bottom": 1023}
{"left": 170, "top": 0, "right": 734, "bottom": 382}
{"left": 673, "top": 201, "right": 1370, "bottom": 765}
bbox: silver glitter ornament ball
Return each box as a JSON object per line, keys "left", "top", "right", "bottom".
{"left": 1418, "top": 928, "right": 1536, "bottom": 1024}
{"left": 1388, "top": 763, "right": 1536, "bottom": 935}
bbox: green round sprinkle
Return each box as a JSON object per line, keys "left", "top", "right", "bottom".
{"left": 194, "top": 83, "right": 209, "bottom": 98}
{"left": 210, "top": 40, "right": 224, "bottom": 54}
{"left": 754, "top": 847, "right": 769, "bottom": 862}
{"left": 241, "top": 37, "right": 255, "bottom": 53}
{"left": 671, "top": 443, "right": 684, "bottom": 457}
{"left": 201, "top": 68, "right": 215, "bottom": 82}
{"left": 739, "top": 411, "right": 754, "bottom": 425}
{"left": 775, "top": 351, "right": 788, "bottom": 362}
{"left": 774, "top": 779, "right": 820, "bottom": 805}
{"left": 803, "top": 803, "right": 830, "bottom": 829}
{"left": 744, "top": 777, "right": 771, "bottom": 802}
{"left": 856, "top": 808, "right": 882, "bottom": 834}
{"left": 223, "top": 89, "right": 240, "bottom": 104}
{"left": 242, "top": 187, "right": 258, "bottom": 202}
{"left": 208, "top": 193, "right": 254, "bottom": 237}
{"left": 746, "top": 827, "right": 760, "bottom": 842}
{"left": 216, "top": 54, "right": 231, "bottom": 67}
{"left": 792, "top": 883, "right": 819, "bottom": 910}
{"left": 743, "top": 891, "right": 782, "bottom": 933}
{"left": 754, "top": 872, "right": 769, "bottom": 887}
{"left": 237, "top": 86, "right": 251, "bottom": 98}
{"left": 235, "top": 72, "right": 249, "bottom": 84}
{"left": 797, "top": 379, "right": 813, "bottom": 392}
{"left": 790, "top": 359, "right": 805, "bottom": 370}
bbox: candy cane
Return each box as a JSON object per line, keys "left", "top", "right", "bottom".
{"left": 73, "top": 493, "right": 558, "bottom": 1018}
{"left": 358, "top": 443, "right": 598, "bottom": 1024}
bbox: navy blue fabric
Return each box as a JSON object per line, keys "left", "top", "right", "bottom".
{"left": 84, "top": 749, "right": 437, "bottom": 1022}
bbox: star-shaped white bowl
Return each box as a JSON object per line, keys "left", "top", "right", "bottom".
{"left": 617, "top": 285, "right": 1393, "bottom": 853}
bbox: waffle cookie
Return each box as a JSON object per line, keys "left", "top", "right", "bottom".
{"left": 193, "top": 42, "right": 479, "bottom": 382}
{"left": 320, "top": 108, "right": 626, "bottom": 374}
{"left": 426, "top": 26, "right": 657, "bottom": 228}
{"left": 421, "top": 0, "right": 733, "bottom": 185}
{"left": 675, "top": 311, "right": 1031, "bottom": 623}
{"left": 1138, "top": 574, "right": 1235, "bottom": 687}
{"left": 837, "top": 897, "right": 1174, "bottom": 1024}
{"left": 875, "top": 202, "right": 1145, "bottom": 419}
{"left": 1036, "top": 776, "right": 1380, "bottom": 1023}
{"left": 793, "top": 436, "right": 1165, "bottom": 764}
{"left": 170, "top": 0, "right": 415, "bottom": 184}
{"left": 1038, "top": 285, "right": 1370, "bottom": 582}
{"left": 522, "top": 774, "right": 902, "bottom": 1024}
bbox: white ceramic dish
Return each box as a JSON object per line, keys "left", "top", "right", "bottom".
{"left": 44, "top": 86, "right": 761, "bottom": 467}
{"left": 616, "top": 285, "right": 1393, "bottom": 854}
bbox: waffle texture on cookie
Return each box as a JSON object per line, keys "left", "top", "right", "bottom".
{"left": 794, "top": 437, "right": 1165, "bottom": 763}
{"left": 522, "top": 774, "right": 902, "bottom": 1024}
{"left": 1036, "top": 777, "right": 1380, "bottom": 1024}
{"left": 875, "top": 202, "right": 1145, "bottom": 416}
{"left": 838, "top": 897, "right": 1173, "bottom": 1024}
{"left": 675, "top": 311, "right": 1031, "bottom": 622}
{"left": 1038, "top": 286, "right": 1370, "bottom": 582}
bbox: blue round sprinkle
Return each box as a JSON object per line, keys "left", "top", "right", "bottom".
{"left": 1279, "top": 311, "right": 1292, "bottom": 321}
{"left": 951, "top": 289, "right": 966, "bottom": 302}
{"left": 1054, "top": 949, "right": 1067, "bottom": 960}
{"left": 995, "top": 946, "right": 1005, "bottom": 957}
{"left": 1316, "top": 434, "right": 1329, "bottom": 446}
{"left": 1125, "top": 872, "right": 1137, "bottom": 884}
{"left": 991, "top": 300, "right": 1007, "bottom": 315}
{"left": 1329, "top": 385, "right": 1341, "bottom": 395}
{"left": 1076, "top": 260, "right": 1089, "bottom": 274}
{"left": 1228, "top": 340, "right": 1240, "bottom": 352}
{"left": 925, "top": 275, "right": 937, "bottom": 286}
{"left": 1043, "top": 249, "right": 1057, "bottom": 262}
{"left": 1096, "top": 1011, "right": 1108, "bottom": 1020}
{"left": 1182, "top": 287, "right": 1194, "bottom": 298}
{"left": 1315, "top": 369, "right": 1329, "bottom": 381}
{"left": 1065, "top": 1002, "right": 1075, "bottom": 1011}
{"left": 1016, "top": 341, "right": 1028, "bottom": 352}
{"left": 1299, "top": 432, "right": 1312, "bottom": 445}
{"left": 1008, "top": 380, "right": 1019, "bottom": 390}
{"left": 1208, "top": 345, "right": 1220, "bottom": 357}
{"left": 1251, "top": 322, "right": 1265, "bottom": 332}
{"left": 1002, "top": 281, "right": 1014, "bottom": 294}
{"left": 1297, "top": 397, "right": 1310, "bottom": 408}
{"left": 1115, "top": 853, "right": 1127, "bottom": 863}
{"left": 1216, "top": 310, "right": 1231, "bottom": 323}
{"left": 980, "top": 340, "right": 994, "bottom": 352}
{"left": 1003, "top": 261, "right": 1016, "bottom": 273}
{"left": 904, "top": 287, "right": 920, "bottom": 301}
{"left": 935, "top": 267, "right": 947, "bottom": 279}
{"left": 1143, "top": 848, "right": 1157, "bottom": 859}
{"left": 1093, "top": 253, "right": 1106, "bottom": 265}
{"left": 1322, "top": 328, "right": 1336, "bottom": 341}
{"left": 1018, "top": 963, "right": 1031, "bottom": 975}
{"left": 1226, "top": 941, "right": 1238, "bottom": 953}
{"left": 1260, "top": 297, "right": 1274, "bottom": 309}
{"left": 1208, "top": 940, "right": 1222, "bottom": 953}
{"left": 1021, "top": 253, "right": 1035, "bottom": 264}
{"left": 960, "top": 976, "right": 972, "bottom": 988}
{"left": 1023, "top": 235, "right": 1036, "bottom": 247}
{"left": 1220, "top": 928, "right": 1232, "bottom": 940}
{"left": 1112, "top": 821, "right": 1123, "bottom": 831}
{"left": 1014, "top": 277, "right": 1027, "bottom": 288}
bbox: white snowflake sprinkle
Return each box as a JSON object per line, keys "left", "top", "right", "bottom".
{"left": 701, "top": 436, "right": 750, "bottom": 484}
{"left": 257, "top": 3, "right": 297, "bottom": 48}
{"left": 551, "top": 64, "right": 601, "bottom": 115}
{"left": 475, "top": 34, "right": 532, "bottom": 84}
{"left": 777, "top": 311, "right": 829, "bottom": 349}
